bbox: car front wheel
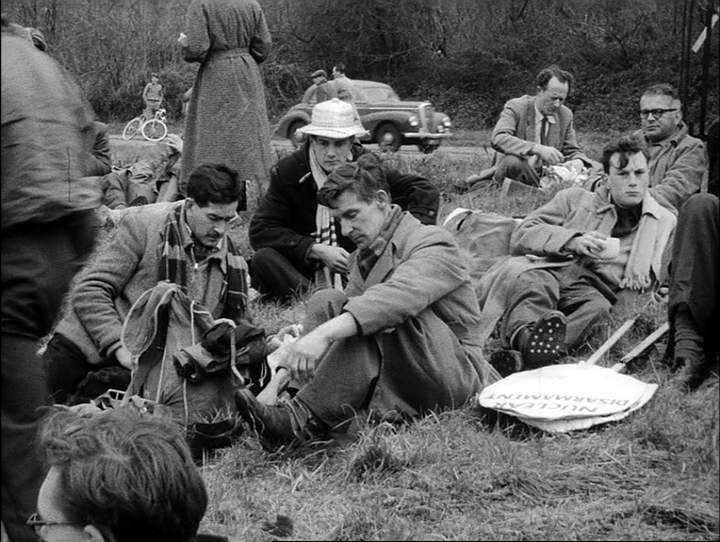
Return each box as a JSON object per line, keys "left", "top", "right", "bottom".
{"left": 288, "top": 120, "right": 308, "bottom": 148}
{"left": 375, "top": 123, "right": 402, "bottom": 152}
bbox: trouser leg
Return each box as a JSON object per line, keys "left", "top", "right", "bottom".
{"left": 555, "top": 267, "right": 614, "bottom": 349}
{"left": 296, "top": 289, "right": 381, "bottom": 429}
{"left": 1, "top": 334, "right": 48, "bottom": 542}
{"left": 250, "top": 247, "right": 314, "bottom": 302}
{"left": 500, "top": 268, "right": 560, "bottom": 346}
{"left": 494, "top": 155, "right": 542, "bottom": 186}
{"left": 1, "top": 217, "right": 95, "bottom": 542}
{"left": 43, "top": 334, "right": 96, "bottom": 404}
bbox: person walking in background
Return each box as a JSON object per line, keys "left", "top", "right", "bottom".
{"left": 2, "top": 15, "right": 101, "bottom": 540}
{"left": 142, "top": 72, "right": 164, "bottom": 120}
{"left": 178, "top": 0, "right": 274, "bottom": 211}
{"left": 331, "top": 62, "right": 355, "bottom": 101}
{"left": 302, "top": 69, "right": 334, "bottom": 104}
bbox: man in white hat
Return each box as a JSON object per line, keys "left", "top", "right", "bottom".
{"left": 249, "top": 98, "right": 440, "bottom": 302}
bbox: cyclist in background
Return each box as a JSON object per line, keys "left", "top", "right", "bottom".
{"left": 142, "top": 72, "right": 164, "bottom": 120}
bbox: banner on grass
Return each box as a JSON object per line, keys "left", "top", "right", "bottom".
{"left": 477, "top": 363, "right": 658, "bottom": 433}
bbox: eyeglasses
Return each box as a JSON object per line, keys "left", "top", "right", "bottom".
{"left": 26, "top": 512, "right": 81, "bottom": 533}
{"left": 640, "top": 108, "right": 677, "bottom": 120}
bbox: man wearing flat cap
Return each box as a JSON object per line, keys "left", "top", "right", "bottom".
{"left": 302, "top": 69, "right": 334, "bottom": 104}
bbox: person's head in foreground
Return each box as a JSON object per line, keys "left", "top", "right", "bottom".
{"left": 534, "top": 64, "right": 574, "bottom": 117}
{"left": 639, "top": 83, "right": 683, "bottom": 143}
{"left": 318, "top": 153, "right": 390, "bottom": 250}
{"left": 185, "top": 163, "right": 243, "bottom": 248}
{"left": 31, "top": 406, "right": 207, "bottom": 542}
{"left": 601, "top": 135, "right": 650, "bottom": 208}
{"left": 297, "top": 98, "right": 367, "bottom": 173}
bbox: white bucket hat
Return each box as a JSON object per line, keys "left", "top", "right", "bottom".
{"left": 298, "top": 98, "right": 367, "bottom": 139}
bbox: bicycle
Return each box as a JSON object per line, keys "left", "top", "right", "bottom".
{"left": 122, "top": 107, "right": 168, "bottom": 142}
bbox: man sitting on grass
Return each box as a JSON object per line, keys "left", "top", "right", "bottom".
{"left": 477, "top": 135, "right": 676, "bottom": 374}
{"left": 249, "top": 98, "right": 439, "bottom": 304}
{"left": 43, "top": 163, "right": 250, "bottom": 404}
{"left": 235, "top": 155, "right": 500, "bottom": 448}
{"left": 585, "top": 84, "right": 707, "bottom": 213}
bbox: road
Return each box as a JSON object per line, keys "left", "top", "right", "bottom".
{"left": 109, "top": 134, "right": 490, "bottom": 159}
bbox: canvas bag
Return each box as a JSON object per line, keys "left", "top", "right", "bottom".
{"left": 122, "top": 282, "right": 252, "bottom": 455}
{"left": 443, "top": 208, "right": 520, "bottom": 283}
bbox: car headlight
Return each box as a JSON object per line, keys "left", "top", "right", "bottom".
{"left": 408, "top": 115, "right": 419, "bottom": 127}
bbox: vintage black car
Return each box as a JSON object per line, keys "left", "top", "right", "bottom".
{"left": 274, "top": 80, "right": 452, "bottom": 153}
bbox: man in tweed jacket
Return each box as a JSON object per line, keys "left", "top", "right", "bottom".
{"left": 490, "top": 65, "right": 594, "bottom": 186}
{"left": 43, "top": 164, "right": 250, "bottom": 404}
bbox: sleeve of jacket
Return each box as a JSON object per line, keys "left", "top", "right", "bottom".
{"left": 249, "top": 4, "right": 272, "bottom": 63}
{"left": 649, "top": 139, "right": 707, "bottom": 212}
{"left": 248, "top": 166, "right": 316, "bottom": 263}
{"left": 182, "top": 0, "right": 210, "bottom": 63}
{"left": 344, "top": 228, "right": 467, "bottom": 335}
{"left": 491, "top": 99, "right": 536, "bottom": 157}
{"left": 84, "top": 122, "right": 112, "bottom": 177}
{"left": 387, "top": 170, "right": 439, "bottom": 225}
{"left": 71, "top": 210, "right": 148, "bottom": 356}
{"left": 510, "top": 188, "right": 584, "bottom": 255}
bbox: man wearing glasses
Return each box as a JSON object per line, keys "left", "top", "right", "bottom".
{"left": 634, "top": 83, "right": 707, "bottom": 212}
{"left": 42, "top": 164, "right": 250, "bottom": 405}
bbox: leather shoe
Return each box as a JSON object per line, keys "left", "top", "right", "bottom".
{"left": 234, "top": 388, "right": 295, "bottom": 446}
{"left": 514, "top": 311, "right": 567, "bottom": 369}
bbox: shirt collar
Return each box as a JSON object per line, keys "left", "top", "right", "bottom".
{"left": 534, "top": 102, "right": 556, "bottom": 124}
{"left": 179, "top": 200, "right": 229, "bottom": 272}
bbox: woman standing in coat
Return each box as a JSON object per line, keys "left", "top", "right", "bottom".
{"left": 179, "top": 0, "right": 273, "bottom": 210}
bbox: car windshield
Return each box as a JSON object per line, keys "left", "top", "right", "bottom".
{"left": 356, "top": 86, "right": 399, "bottom": 103}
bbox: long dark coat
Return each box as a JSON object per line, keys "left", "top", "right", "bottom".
{"left": 180, "top": 0, "right": 273, "bottom": 208}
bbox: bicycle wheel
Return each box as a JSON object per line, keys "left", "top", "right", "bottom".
{"left": 122, "top": 117, "right": 143, "bottom": 140}
{"left": 141, "top": 119, "right": 167, "bottom": 142}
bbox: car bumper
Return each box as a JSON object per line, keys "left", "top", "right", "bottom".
{"left": 402, "top": 132, "right": 453, "bottom": 140}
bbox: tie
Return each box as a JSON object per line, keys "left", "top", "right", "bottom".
{"left": 540, "top": 116, "right": 549, "bottom": 146}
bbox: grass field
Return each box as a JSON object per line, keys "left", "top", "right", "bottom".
{"left": 107, "top": 136, "right": 719, "bottom": 541}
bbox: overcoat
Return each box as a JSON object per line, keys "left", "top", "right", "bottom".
{"left": 338, "top": 212, "right": 501, "bottom": 417}
{"left": 179, "top": 0, "right": 273, "bottom": 205}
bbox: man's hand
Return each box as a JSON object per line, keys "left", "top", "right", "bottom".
{"left": 533, "top": 144, "right": 564, "bottom": 166}
{"left": 310, "top": 244, "right": 350, "bottom": 274}
{"left": 564, "top": 231, "right": 607, "bottom": 258}
{"left": 273, "top": 331, "right": 332, "bottom": 383}
{"left": 113, "top": 346, "right": 135, "bottom": 371}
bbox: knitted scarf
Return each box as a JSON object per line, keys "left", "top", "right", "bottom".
{"left": 159, "top": 202, "right": 248, "bottom": 320}
{"left": 356, "top": 205, "right": 404, "bottom": 280}
{"left": 308, "top": 144, "right": 343, "bottom": 290}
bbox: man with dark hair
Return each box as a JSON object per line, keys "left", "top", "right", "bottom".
{"left": 482, "top": 65, "right": 594, "bottom": 187}
{"left": 43, "top": 163, "right": 251, "bottom": 404}
{"left": 477, "top": 135, "right": 676, "bottom": 373}
{"left": 249, "top": 99, "right": 439, "bottom": 303}
{"left": 236, "top": 158, "right": 500, "bottom": 448}
{"left": 32, "top": 405, "right": 226, "bottom": 542}
{"left": 331, "top": 62, "right": 355, "bottom": 101}
{"left": 2, "top": 15, "right": 100, "bottom": 541}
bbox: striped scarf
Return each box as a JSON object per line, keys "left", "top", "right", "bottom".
{"left": 159, "top": 202, "right": 248, "bottom": 320}
{"left": 356, "top": 205, "right": 404, "bottom": 279}
{"left": 308, "top": 144, "right": 343, "bottom": 290}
